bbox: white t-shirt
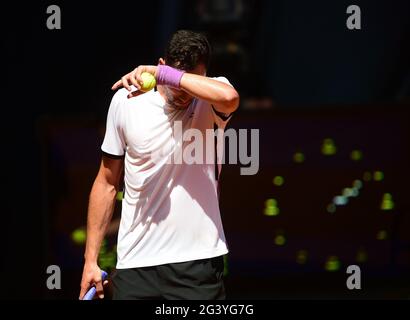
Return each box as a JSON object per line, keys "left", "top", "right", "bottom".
{"left": 101, "top": 77, "right": 232, "bottom": 269}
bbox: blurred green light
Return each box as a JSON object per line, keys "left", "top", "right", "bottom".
{"left": 342, "top": 188, "right": 354, "bottom": 197}
{"left": 356, "top": 248, "right": 368, "bottom": 263}
{"left": 116, "top": 191, "right": 124, "bottom": 201}
{"left": 265, "top": 198, "right": 277, "bottom": 207}
{"left": 98, "top": 240, "right": 117, "bottom": 271}
{"left": 353, "top": 180, "right": 363, "bottom": 189}
{"left": 273, "top": 176, "right": 285, "bottom": 186}
{"left": 383, "top": 193, "right": 392, "bottom": 200}
{"left": 293, "top": 152, "right": 305, "bottom": 163}
{"left": 333, "top": 196, "right": 348, "bottom": 206}
{"left": 363, "top": 171, "right": 372, "bottom": 181}
{"left": 350, "top": 150, "right": 363, "bottom": 161}
{"left": 274, "top": 235, "right": 286, "bottom": 246}
{"left": 343, "top": 187, "right": 359, "bottom": 198}
{"left": 264, "top": 206, "right": 280, "bottom": 216}
{"left": 381, "top": 200, "right": 394, "bottom": 211}
{"left": 296, "top": 250, "right": 308, "bottom": 264}
{"left": 326, "top": 203, "right": 336, "bottom": 213}
{"left": 98, "top": 250, "right": 117, "bottom": 271}
{"left": 71, "top": 228, "right": 86, "bottom": 245}
{"left": 373, "top": 171, "right": 384, "bottom": 181}
{"left": 321, "top": 138, "right": 337, "bottom": 156}
{"left": 376, "top": 230, "right": 388, "bottom": 240}
{"left": 350, "top": 188, "right": 359, "bottom": 197}
{"left": 264, "top": 198, "right": 279, "bottom": 216}
{"left": 381, "top": 193, "right": 394, "bottom": 211}
{"left": 325, "top": 256, "right": 341, "bottom": 272}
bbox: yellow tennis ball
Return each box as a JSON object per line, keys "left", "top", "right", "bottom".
{"left": 140, "top": 72, "right": 156, "bottom": 92}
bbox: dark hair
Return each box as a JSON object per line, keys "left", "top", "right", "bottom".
{"left": 164, "top": 30, "right": 211, "bottom": 71}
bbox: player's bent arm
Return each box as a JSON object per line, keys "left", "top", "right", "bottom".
{"left": 111, "top": 65, "right": 239, "bottom": 114}
{"left": 84, "top": 155, "right": 123, "bottom": 263}
{"left": 179, "top": 73, "right": 240, "bottom": 114}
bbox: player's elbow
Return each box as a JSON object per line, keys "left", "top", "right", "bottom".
{"left": 92, "top": 176, "right": 118, "bottom": 200}
{"left": 223, "top": 88, "right": 240, "bottom": 113}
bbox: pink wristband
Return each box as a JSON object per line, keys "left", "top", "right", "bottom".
{"left": 156, "top": 65, "right": 185, "bottom": 88}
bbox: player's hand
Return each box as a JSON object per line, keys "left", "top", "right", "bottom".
{"left": 111, "top": 65, "right": 158, "bottom": 93}
{"left": 79, "top": 262, "right": 108, "bottom": 300}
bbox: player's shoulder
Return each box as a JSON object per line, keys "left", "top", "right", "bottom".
{"left": 112, "top": 86, "right": 154, "bottom": 105}
{"left": 109, "top": 88, "right": 128, "bottom": 109}
{"left": 112, "top": 87, "right": 132, "bottom": 102}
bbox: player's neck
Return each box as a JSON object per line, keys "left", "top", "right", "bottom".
{"left": 157, "top": 85, "right": 168, "bottom": 104}
{"left": 156, "top": 85, "right": 185, "bottom": 110}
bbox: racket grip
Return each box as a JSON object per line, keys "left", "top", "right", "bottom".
{"left": 82, "top": 270, "right": 108, "bottom": 300}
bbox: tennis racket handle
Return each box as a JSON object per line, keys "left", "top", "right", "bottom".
{"left": 82, "top": 270, "right": 108, "bottom": 300}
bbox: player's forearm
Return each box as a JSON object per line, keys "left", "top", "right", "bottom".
{"left": 84, "top": 180, "right": 117, "bottom": 263}
{"left": 180, "top": 73, "right": 240, "bottom": 114}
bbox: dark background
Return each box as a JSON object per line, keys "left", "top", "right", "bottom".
{"left": 1, "top": 0, "right": 409, "bottom": 299}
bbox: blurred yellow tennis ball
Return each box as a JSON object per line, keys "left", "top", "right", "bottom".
{"left": 140, "top": 72, "right": 156, "bottom": 91}
{"left": 71, "top": 228, "right": 86, "bottom": 245}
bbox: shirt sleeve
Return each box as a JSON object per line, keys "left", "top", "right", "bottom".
{"left": 211, "top": 76, "right": 235, "bottom": 128}
{"left": 101, "top": 90, "right": 127, "bottom": 157}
